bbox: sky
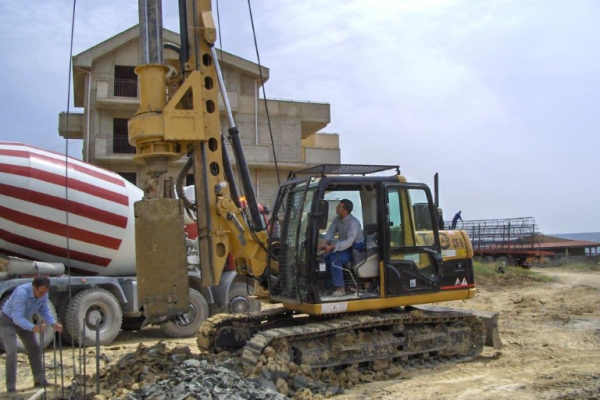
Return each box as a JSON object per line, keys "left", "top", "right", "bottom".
{"left": 0, "top": 0, "right": 598, "bottom": 234}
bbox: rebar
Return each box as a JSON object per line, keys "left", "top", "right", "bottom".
{"left": 40, "top": 324, "right": 46, "bottom": 400}
{"left": 58, "top": 333, "right": 65, "bottom": 399}
{"left": 52, "top": 330, "right": 58, "bottom": 399}
{"left": 82, "top": 320, "right": 86, "bottom": 399}
{"left": 450, "top": 217, "right": 541, "bottom": 251}
{"left": 96, "top": 318, "right": 101, "bottom": 395}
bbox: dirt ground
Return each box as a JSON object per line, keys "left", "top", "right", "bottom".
{"left": 1, "top": 267, "right": 599, "bottom": 399}
{"left": 337, "top": 268, "right": 600, "bottom": 400}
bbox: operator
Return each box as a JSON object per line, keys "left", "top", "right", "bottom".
{"left": 0, "top": 276, "right": 63, "bottom": 393}
{"left": 319, "top": 199, "right": 364, "bottom": 297}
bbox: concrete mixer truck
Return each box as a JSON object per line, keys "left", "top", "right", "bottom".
{"left": 0, "top": 141, "right": 259, "bottom": 348}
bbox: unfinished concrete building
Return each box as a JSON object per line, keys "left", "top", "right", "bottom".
{"left": 58, "top": 26, "right": 340, "bottom": 208}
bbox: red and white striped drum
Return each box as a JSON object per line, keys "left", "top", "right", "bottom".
{"left": 0, "top": 142, "right": 143, "bottom": 276}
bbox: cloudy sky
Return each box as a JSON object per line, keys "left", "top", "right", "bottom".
{"left": 0, "top": 0, "right": 598, "bottom": 234}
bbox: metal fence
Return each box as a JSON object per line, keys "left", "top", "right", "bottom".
{"left": 114, "top": 79, "right": 138, "bottom": 98}
{"left": 112, "top": 136, "right": 136, "bottom": 154}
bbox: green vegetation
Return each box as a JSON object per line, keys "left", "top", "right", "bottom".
{"left": 473, "top": 262, "right": 556, "bottom": 289}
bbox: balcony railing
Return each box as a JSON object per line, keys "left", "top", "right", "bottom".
{"left": 114, "top": 79, "right": 138, "bottom": 98}
{"left": 113, "top": 136, "right": 136, "bottom": 154}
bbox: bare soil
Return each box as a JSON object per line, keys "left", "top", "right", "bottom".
{"left": 338, "top": 268, "right": 600, "bottom": 400}
{"left": 1, "top": 267, "right": 599, "bottom": 399}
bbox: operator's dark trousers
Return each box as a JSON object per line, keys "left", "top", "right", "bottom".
{"left": 0, "top": 312, "right": 43, "bottom": 391}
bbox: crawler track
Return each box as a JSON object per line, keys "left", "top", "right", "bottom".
{"left": 197, "top": 307, "right": 294, "bottom": 353}
{"left": 198, "top": 307, "right": 486, "bottom": 370}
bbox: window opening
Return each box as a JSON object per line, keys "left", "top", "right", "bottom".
{"left": 113, "top": 118, "right": 136, "bottom": 154}
{"left": 114, "top": 66, "right": 138, "bottom": 97}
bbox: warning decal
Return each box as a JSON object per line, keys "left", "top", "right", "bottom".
{"left": 322, "top": 302, "right": 348, "bottom": 314}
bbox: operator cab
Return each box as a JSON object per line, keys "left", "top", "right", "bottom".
{"left": 268, "top": 165, "right": 444, "bottom": 307}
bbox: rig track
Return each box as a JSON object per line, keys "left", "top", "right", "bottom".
{"left": 198, "top": 307, "right": 486, "bottom": 370}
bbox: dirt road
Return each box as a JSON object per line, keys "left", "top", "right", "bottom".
{"left": 1, "top": 267, "right": 599, "bottom": 399}
{"left": 338, "top": 268, "right": 600, "bottom": 400}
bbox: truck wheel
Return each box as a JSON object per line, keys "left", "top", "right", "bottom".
{"left": 228, "top": 283, "right": 260, "bottom": 314}
{"left": 161, "top": 289, "right": 208, "bottom": 338}
{"left": 65, "top": 288, "right": 123, "bottom": 346}
{"left": 0, "top": 297, "right": 56, "bottom": 353}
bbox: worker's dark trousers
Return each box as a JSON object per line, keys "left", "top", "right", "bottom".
{"left": 0, "top": 312, "right": 43, "bottom": 391}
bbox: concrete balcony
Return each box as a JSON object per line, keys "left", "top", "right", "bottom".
{"left": 262, "top": 99, "right": 330, "bottom": 138}
{"left": 225, "top": 144, "right": 300, "bottom": 167}
{"left": 95, "top": 79, "right": 140, "bottom": 111}
{"left": 299, "top": 102, "right": 330, "bottom": 138}
{"left": 302, "top": 132, "right": 339, "bottom": 148}
{"left": 304, "top": 146, "right": 341, "bottom": 165}
{"left": 94, "top": 78, "right": 239, "bottom": 113}
{"left": 58, "top": 112, "right": 84, "bottom": 139}
{"left": 225, "top": 142, "right": 339, "bottom": 168}
{"left": 302, "top": 133, "right": 340, "bottom": 164}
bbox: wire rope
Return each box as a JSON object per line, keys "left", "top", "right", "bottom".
{"left": 246, "top": 0, "right": 280, "bottom": 186}
{"left": 63, "top": 0, "right": 79, "bottom": 384}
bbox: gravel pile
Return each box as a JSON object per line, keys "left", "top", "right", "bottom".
{"left": 74, "top": 340, "right": 407, "bottom": 400}
{"left": 75, "top": 342, "right": 285, "bottom": 400}
{"left": 122, "top": 357, "right": 287, "bottom": 400}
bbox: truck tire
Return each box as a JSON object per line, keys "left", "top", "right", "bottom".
{"left": 161, "top": 288, "right": 208, "bottom": 338}
{"left": 228, "top": 283, "right": 260, "bottom": 314}
{"left": 65, "top": 288, "right": 123, "bottom": 346}
{"left": 0, "top": 297, "right": 56, "bottom": 353}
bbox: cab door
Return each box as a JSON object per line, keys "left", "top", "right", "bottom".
{"left": 268, "top": 177, "right": 315, "bottom": 304}
{"left": 382, "top": 184, "right": 442, "bottom": 296}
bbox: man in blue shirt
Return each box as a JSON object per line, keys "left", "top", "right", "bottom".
{"left": 319, "top": 199, "right": 364, "bottom": 297}
{"left": 1, "top": 277, "right": 63, "bottom": 393}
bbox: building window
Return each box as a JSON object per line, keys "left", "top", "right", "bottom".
{"left": 113, "top": 118, "right": 136, "bottom": 154}
{"left": 114, "top": 66, "right": 137, "bottom": 98}
{"left": 118, "top": 172, "right": 137, "bottom": 186}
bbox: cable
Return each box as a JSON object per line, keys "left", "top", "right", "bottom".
{"left": 63, "top": 0, "right": 78, "bottom": 377}
{"left": 64, "top": 0, "right": 76, "bottom": 270}
{"left": 216, "top": 0, "right": 224, "bottom": 67}
{"left": 247, "top": 0, "right": 280, "bottom": 186}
